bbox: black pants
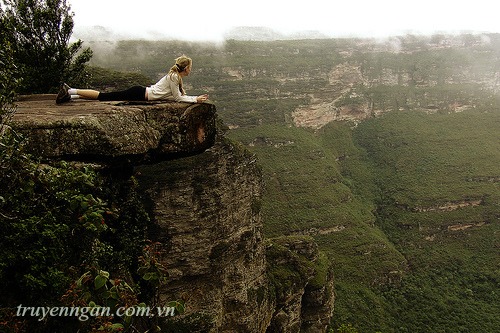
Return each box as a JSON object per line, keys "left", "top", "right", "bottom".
{"left": 97, "top": 86, "right": 147, "bottom": 101}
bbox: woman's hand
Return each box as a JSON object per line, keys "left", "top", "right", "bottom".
{"left": 196, "top": 94, "right": 209, "bottom": 103}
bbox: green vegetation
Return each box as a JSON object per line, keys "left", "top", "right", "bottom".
{"left": 0, "top": 132, "right": 157, "bottom": 332}
{"left": 0, "top": 20, "right": 19, "bottom": 126}
{"left": 2, "top": 30, "right": 499, "bottom": 332}
{"left": 353, "top": 110, "right": 500, "bottom": 332}
{"left": 0, "top": 129, "right": 188, "bottom": 332}
{"left": 0, "top": 0, "right": 92, "bottom": 93}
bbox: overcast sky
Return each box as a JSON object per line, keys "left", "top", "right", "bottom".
{"left": 69, "top": 0, "right": 499, "bottom": 41}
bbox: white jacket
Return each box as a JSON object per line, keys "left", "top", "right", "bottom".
{"left": 146, "top": 73, "right": 197, "bottom": 102}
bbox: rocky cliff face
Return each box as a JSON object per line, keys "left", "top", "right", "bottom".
{"left": 135, "top": 138, "right": 274, "bottom": 332}
{"left": 11, "top": 96, "right": 335, "bottom": 332}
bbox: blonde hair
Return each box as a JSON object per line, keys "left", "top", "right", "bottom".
{"left": 168, "top": 55, "right": 192, "bottom": 95}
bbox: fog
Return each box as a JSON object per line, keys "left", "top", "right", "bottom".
{"left": 69, "top": 0, "right": 500, "bottom": 41}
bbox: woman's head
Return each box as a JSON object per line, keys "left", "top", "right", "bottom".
{"left": 170, "top": 55, "right": 192, "bottom": 76}
{"left": 168, "top": 55, "right": 192, "bottom": 95}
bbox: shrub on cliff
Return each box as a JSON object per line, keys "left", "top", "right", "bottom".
{"left": 0, "top": 0, "right": 92, "bottom": 93}
{"left": 0, "top": 39, "right": 19, "bottom": 126}
{"left": 0, "top": 133, "right": 153, "bottom": 331}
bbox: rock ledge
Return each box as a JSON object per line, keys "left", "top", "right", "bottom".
{"left": 12, "top": 95, "right": 217, "bottom": 164}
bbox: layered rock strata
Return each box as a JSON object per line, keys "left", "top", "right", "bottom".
{"left": 135, "top": 139, "right": 274, "bottom": 332}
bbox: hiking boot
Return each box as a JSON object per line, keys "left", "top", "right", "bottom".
{"left": 56, "top": 83, "right": 71, "bottom": 104}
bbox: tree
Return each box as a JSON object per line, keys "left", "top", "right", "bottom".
{"left": 0, "top": 7, "right": 19, "bottom": 127}
{"left": 0, "top": 0, "right": 92, "bottom": 94}
{"left": 0, "top": 45, "right": 18, "bottom": 127}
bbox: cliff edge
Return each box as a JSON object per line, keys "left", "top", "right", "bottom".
{"left": 11, "top": 96, "right": 334, "bottom": 333}
{"left": 12, "top": 95, "right": 217, "bottom": 164}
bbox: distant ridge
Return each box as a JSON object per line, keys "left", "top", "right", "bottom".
{"left": 73, "top": 25, "right": 498, "bottom": 42}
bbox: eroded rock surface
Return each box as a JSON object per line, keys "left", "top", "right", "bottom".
{"left": 136, "top": 139, "right": 274, "bottom": 332}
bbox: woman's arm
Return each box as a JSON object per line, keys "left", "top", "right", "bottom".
{"left": 169, "top": 74, "right": 209, "bottom": 103}
{"left": 169, "top": 74, "right": 198, "bottom": 103}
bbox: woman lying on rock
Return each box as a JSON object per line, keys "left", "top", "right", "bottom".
{"left": 56, "top": 55, "right": 209, "bottom": 104}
